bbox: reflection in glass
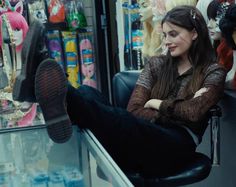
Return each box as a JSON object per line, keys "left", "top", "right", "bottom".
{"left": 0, "top": 126, "right": 83, "bottom": 187}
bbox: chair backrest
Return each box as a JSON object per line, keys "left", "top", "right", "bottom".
{"left": 112, "top": 70, "right": 140, "bottom": 108}
{"left": 112, "top": 71, "right": 221, "bottom": 166}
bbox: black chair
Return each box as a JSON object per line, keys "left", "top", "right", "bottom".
{"left": 112, "top": 70, "right": 222, "bottom": 187}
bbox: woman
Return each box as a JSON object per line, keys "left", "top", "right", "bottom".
{"left": 14, "top": 6, "right": 226, "bottom": 176}
{"left": 138, "top": 0, "right": 197, "bottom": 61}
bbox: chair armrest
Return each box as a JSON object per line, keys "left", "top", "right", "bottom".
{"left": 112, "top": 70, "right": 140, "bottom": 108}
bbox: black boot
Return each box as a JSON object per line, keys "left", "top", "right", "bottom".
{"left": 35, "top": 59, "right": 72, "bottom": 143}
{"left": 12, "top": 20, "right": 49, "bottom": 102}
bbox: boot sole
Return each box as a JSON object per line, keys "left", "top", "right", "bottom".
{"left": 35, "top": 59, "right": 72, "bottom": 143}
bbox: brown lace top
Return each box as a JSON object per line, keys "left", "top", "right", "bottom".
{"left": 127, "top": 56, "right": 226, "bottom": 138}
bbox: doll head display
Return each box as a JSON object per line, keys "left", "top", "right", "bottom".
{"left": 207, "top": 0, "right": 222, "bottom": 41}
{"left": 219, "top": 3, "right": 236, "bottom": 90}
{"left": 207, "top": 0, "right": 234, "bottom": 75}
{"left": 0, "top": 1, "right": 28, "bottom": 52}
{"left": 150, "top": 0, "right": 166, "bottom": 23}
{"left": 0, "top": 1, "right": 38, "bottom": 128}
{"left": 219, "top": 3, "right": 236, "bottom": 50}
{"left": 165, "top": 0, "right": 197, "bottom": 11}
{"left": 137, "top": 0, "right": 161, "bottom": 58}
{"left": 150, "top": 0, "right": 197, "bottom": 22}
{"left": 196, "top": 0, "right": 213, "bottom": 23}
{"left": 137, "top": 0, "right": 153, "bottom": 22}
{"left": 207, "top": 0, "right": 232, "bottom": 41}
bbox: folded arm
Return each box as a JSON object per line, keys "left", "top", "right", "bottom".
{"left": 158, "top": 65, "right": 226, "bottom": 123}
{"left": 128, "top": 63, "right": 226, "bottom": 124}
{"left": 127, "top": 85, "right": 159, "bottom": 122}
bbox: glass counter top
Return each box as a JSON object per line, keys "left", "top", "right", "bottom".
{"left": 0, "top": 125, "right": 133, "bottom": 187}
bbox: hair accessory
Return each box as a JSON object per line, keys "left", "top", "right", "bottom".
{"left": 216, "top": 2, "right": 230, "bottom": 21}
{"left": 190, "top": 9, "right": 196, "bottom": 19}
{"left": 215, "top": 2, "right": 230, "bottom": 32}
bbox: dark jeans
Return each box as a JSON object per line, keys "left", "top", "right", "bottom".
{"left": 66, "top": 85, "right": 196, "bottom": 177}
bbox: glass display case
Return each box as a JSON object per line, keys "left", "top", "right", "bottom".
{"left": 0, "top": 125, "right": 133, "bottom": 187}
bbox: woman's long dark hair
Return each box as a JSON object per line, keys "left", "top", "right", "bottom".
{"left": 151, "top": 5, "right": 216, "bottom": 99}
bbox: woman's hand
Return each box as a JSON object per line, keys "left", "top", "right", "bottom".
{"left": 144, "top": 99, "right": 163, "bottom": 110}
{"left": 193, "top": 87, "right": 209, "bottom": 98}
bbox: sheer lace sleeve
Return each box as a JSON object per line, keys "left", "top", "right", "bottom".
{"left": 159, "top": 63, "right": 226, "bottom": 123}
{"left": 127, "top": 85, "right": 159, "bottom": 122}
{"left": 127, "top": 57, "right": 163, "bottom": 122}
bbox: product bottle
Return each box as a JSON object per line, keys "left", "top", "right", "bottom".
{"left": 131, "top": 16, "right": 143, "bottom": 70}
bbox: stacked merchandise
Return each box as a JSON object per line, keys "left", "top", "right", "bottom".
{"left": 0, "top": 0, "right": 97, "bottom": 128}
{"left": 0, "top": 0, "right": 41, "bottom": 128}
{"left": 122, "top": 0, "right": 144, "bottom": 70}
{"left": 27, "top": 0, "right": 97, "bottom": 89}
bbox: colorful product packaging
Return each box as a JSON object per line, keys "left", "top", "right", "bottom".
{"left": 78, "top": 32, "right": 96, "bottom": 88}
{"left": 46, "top": 0, "right": 66, "bottom": 24}
{"left": 64, "top": 0, "right": 87, "bottom": 31}
{"left": 62, "top": 31, "right": 81, "bottom": 88}
{"left": 46, "top": 30, "right": 65, "bottom": 69}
